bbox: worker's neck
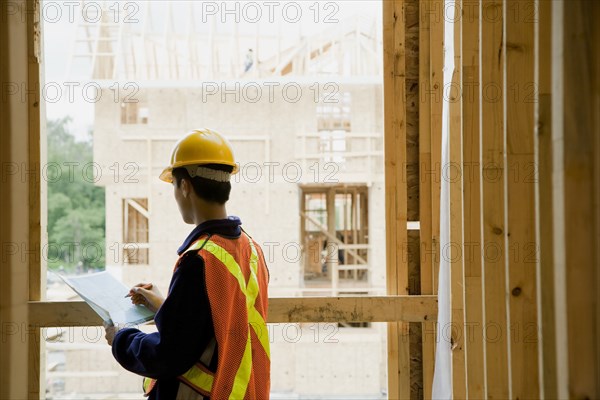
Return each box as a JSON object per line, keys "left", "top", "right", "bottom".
{"left": 191, "top": 201, "right": 227, "bottom": 226}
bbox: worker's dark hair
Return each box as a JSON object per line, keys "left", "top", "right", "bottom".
{"left": 172, "top": 164, "right": 233, "bottom": 205}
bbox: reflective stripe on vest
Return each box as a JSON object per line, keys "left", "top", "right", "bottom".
{"left": 157, "top": 232, "right": 270, "bottom": 399}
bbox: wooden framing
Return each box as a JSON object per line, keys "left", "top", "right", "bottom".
{"left": 0, "top": 1, "right": 44, "bottom": 398}
{"left": 535, "top": 0, "right": 557, "bottom": 397}
{"left": 556, "top": 1, "right": 600, "bottom": 397}
{"left": 3, "top": 1, "right": 600, "bottom": 399}
{"left": 505, "top": 0, "right": 540, "bottom": 397}
{"left": 29, "top": 296, "right": 438, "bottom": 327}
{"left": 461, "top": 1, "right": 485, "bottom": 397}
{"left": 28, "top": 0, "right": 45, "bottom": 398}
{"left": 123, "top": 198, "right": 149, "bottom": 265}
{"left": 402, "top": 0, "right": 600, "bottom": 397}
{"left": 418, "top": 0, "right": 435, "bottom": 397}
{"left": 383, "top": 0, "right": 411, "bottom": 398}
{"left": 480, "top": 0, "right": 510, "bottom": 397}
{"left": 448, "top": 1, "right": 468, "bottom": 397}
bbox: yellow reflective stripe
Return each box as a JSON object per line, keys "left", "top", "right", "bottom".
{"left": 143, "top": 377, "right": 154, "bottom": 395}
{"left": 183, "top": 239, "right": 205, "bottom": 254}
{"left": 204, "top": 240, "right": 269, "bottom": 350}
{"left": 248, "top": 307, "right": 270, "bottom": 357}
{"left": 180, "top": 365, "right": 214, "bottom": 394}
{"left": 246, "top": 239, "right": 260, "bottom": 305}
{"left": 247, "top": 237, "right": 271, "bottom": 358}
{"left": 204, "top": 240, "right": 251, "bottom": 296}
{"left": 183, "top": 234, "right": 270, "bottom": 399}
{"left": 230, "top": 331, "right": 253, "bottom": 400}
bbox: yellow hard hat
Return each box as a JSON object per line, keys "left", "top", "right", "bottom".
{"left": 159, "top": 129, "right": 238, "bottom": 183}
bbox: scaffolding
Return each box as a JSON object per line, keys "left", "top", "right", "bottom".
{"left": 67, "top": 1, "right": 383, "bottom": 81}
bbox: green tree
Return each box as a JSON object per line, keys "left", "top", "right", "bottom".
{"left": 47, "top": 117, "right": 105, "bottom": 271}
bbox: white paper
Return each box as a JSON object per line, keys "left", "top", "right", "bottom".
{"left": 57, "top": 271, "right": 155, "bottom": 325}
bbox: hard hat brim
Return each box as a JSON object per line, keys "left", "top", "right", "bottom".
{"left": 159, "top": 167, "right": 173, "bottom": 183}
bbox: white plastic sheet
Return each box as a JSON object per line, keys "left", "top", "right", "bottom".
{"left": 431, "top": 0, "right": 455, "bottom": 398}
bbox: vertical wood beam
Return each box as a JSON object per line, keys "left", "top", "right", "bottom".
{"left": 429, "top": 8, "right": 445, "bottom": 392}
{"left": 27, "top": 1, "right": 44, "bottom": 398}
{"left": 326, "top": 187, "right": 337, "bottom": 287}
{"left": 418, "top": 1, "right": 435, "bottom": 398}
{"left": 556, "top": 1, "right": 600, "bottom": 397}
{"left": 480, "top": 0, "right": 510, "bottom": 397}
{"left": 448, "top": 1, "right": 467, "bottom": 397}
{"left": 0, "top": 1, "right": 39, "bottom": 398}
{"left": 534, "top": 0, "right": 557, "bottom": 397}
{"left": 404, "top": 1, "right": 424, "bottom": 396}
{"left": 427, "top": 3, "right": 444, "bottom": 395}
{"left": 383, "top": 1, "right": 411, "bottom": 397}
{"left": 429, "top": 0, "right": 443, "bottom": 298}
{"left": 461, "top": 1, "right": 485, "bottom": 397}
{"left": 505, "top": 0, "right": 540, "bottom": 397}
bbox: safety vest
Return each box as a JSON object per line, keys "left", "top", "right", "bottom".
{"left": 143, "top": 232, "right": 271, "bottom": 399}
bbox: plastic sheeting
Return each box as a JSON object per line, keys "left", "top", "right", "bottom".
{"left": 431, "top": 0, "right": 455, "bottom": 398}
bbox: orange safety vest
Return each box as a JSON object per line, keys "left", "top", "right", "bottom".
{"left": 143, "top": 231, "right": 271, "bottom": 399}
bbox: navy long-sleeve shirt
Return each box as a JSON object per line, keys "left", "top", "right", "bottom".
{"left": 112, "top": 216, "right": 243, "bottom": 399}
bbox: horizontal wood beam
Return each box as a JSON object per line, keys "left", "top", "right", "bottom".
{"left": 28, "top": 296, "right": 437, "bottom": 327}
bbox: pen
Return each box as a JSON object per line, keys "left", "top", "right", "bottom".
{"left": 125, "top": 283, "right": 153, "bottom": 298}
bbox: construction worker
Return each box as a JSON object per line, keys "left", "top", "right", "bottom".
{"left": 104, "top": 129, "right": 271, "bottom": 399}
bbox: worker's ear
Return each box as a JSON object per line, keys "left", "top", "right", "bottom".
{"left": 181, "top": 177, "right": 190, "bottom": 198}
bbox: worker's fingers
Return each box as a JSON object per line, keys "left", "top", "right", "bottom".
{"left": 131, "top": 287, "right": 154, "bottom": 303}
{"left": 130, "top": 286, "right": 163, "bottom": 312}
{"left": 134, "top": 282, "right": 153, "bottom": 289}
{"left": 133, "top": 286, "right": 150, "bottom": 295}
{"left": 127, "top": 283, "right": 153, "bottom": 297}
{"left": 130, "top": 293, "right": 147, "bottom": 305}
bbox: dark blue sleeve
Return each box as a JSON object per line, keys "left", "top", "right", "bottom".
{"left": 111, "top": 253, "right": 214, "bottom": 379}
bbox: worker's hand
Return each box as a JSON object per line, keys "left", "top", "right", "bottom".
{"left": 128, "top": 282, "right": 164, "bottom": 313}
{"left": 104, "top": 321, "right": 122, "bottom": 346}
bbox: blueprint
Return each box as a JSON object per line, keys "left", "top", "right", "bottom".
{"left": 57, "top": 271, "right": 155, "bottom": 325}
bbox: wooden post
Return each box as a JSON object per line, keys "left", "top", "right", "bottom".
{"left": 429, "top": 0, "right": 443, "bottom": 297}
{"left": 535, "top": 0, "right": 557, "bottom": 397}
{"left": 418, "top": 0, "right": 435, "bottom": 398}
{"left": 554, "top": 1, "right": 600, "bottom": 397}
{"left": 383, "top": 0, "right": 411, "bottom": 397}
{"left": 505, "top": 0, "right": 540, "bottom": 397}
{"left": 27, "top": 0, "right": 45, "bottom": 397}
{"left": 461, "top": 0, "right": 485, "bottom": 397}
{"left": 0, "top": 1, "right": 42, "bottom": 398}
{"left": 326, "top": 187, "right": 336, "bottom": 288}
{"left": 448, "top": 1, "right": 467, "bottom": 397}
{"left": 480, "top": 0, "right": 510, "bottom": 397}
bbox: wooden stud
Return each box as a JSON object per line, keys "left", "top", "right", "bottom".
{"left": 535, "top": 0, "right": 557, "bottom": 397}
{"left": 404, "top": 1, "right": 424, "bottom": 396}
{"left": 558, "top": 1, "right": 600, "bottom": 397}
{"left": 383, "top": 0, "right": 411, "bottom": 398}
{"left": 480, "top": 0, "right": 510, "bottom": 397}
{"left": 429, "top": 6, "right": 445, "bottom": 396}
{"left": 461, "top": 0, "right": 485, "bottom": 397}
{"left": 448, "top": 1, "right": 467, "bottom": 397}
{"left": 418, "top": 1, "right": 435, "bottom": 398}
{"left": 429, "top": 0, "right": 443, "bottom": 296}
{"left": 0, "top": 1, "right": 42, "bottom": 398}
{"left": 505, "top": 0, "right": 540, "bottom": 397}
{"left": 27, "top": 1, "right": 43, "bottom": 398}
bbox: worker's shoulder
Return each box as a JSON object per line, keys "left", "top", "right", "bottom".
{"left": 177, "top": 250, "right": 206, "bottom": 273}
